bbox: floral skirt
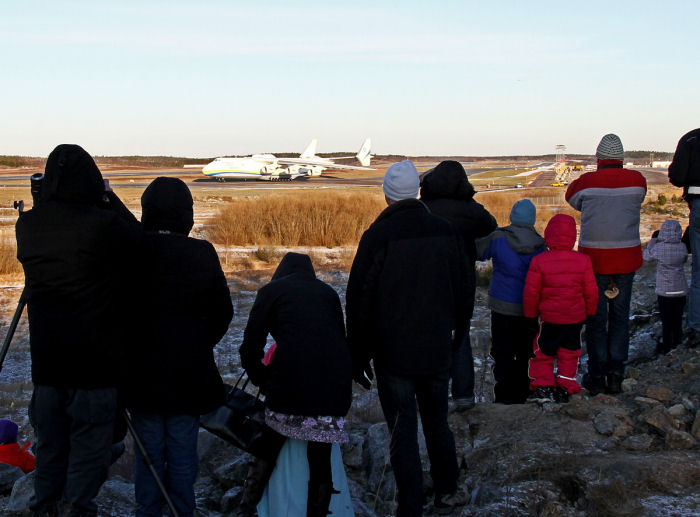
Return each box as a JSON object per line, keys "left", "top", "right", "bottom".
{"left": 265, "top": 409, "right": 348, "bottom": 444}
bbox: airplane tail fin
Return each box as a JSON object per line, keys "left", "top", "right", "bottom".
{"left": 300, "top": 139, "right": 318, "bottom": 159}
{"left": 356, "top": 138, "right": 373, "bottom": 167}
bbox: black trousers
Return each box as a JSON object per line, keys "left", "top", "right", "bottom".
{"left": 490, "top": 311, "right": 538, "bottom": 404}
{"left": 658, "top": 295, "right": 686, "bottom": 352}
{"left": 29, "top": 385, "right": 117, "bottom": 517}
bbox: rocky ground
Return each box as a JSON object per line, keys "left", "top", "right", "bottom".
{"left": 0, "top": 261, "right": 698, "bottom": 516}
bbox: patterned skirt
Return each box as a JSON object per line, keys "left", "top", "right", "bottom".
{"left": 265, "top": 409, "right": 349, "bottom": 444}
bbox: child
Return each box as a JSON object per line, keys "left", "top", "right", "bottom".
{"left": 476, "top": 199, "right": 546, "bottom": 404}
{"left": 643, "top": 219, "right": 689, "bottom": 354}
{"left": 0, "top": 418, "right": 35, "bottom": 474}
{"left": 523, "top": 214, "right": 598, "bottom": 402}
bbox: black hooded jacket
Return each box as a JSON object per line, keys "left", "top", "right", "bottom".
{"left": 420, "top": 160, "right": 497, "bottom": 267}
{"left": 240, "top": 253, "right": 352, "bottom": 417}
{"left": 123, "top": 177, "right": 233, "bottom": 415}
{"left": 15, "top": 144, "right": 143, "bottom": 388}
{"left": 669, "top": 128, "right": 700, "bottom": 198}
{"left": 346, "top": 199, "right": 473, "bottom": 377}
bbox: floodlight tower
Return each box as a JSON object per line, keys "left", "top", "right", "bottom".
{"left": 555, "top": 144, "right": 566, "bottom": 164}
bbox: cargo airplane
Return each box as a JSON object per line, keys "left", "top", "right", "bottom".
{"left": 202, "top": 139, "right": 374, "bottom": 180}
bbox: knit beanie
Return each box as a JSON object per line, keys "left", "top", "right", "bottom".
{"left": 383, "top": 160, "right": 419, "bottom": 201}
{"left": 0, "top": 419, "right": 18, "bottom": 444}
{"left": 510, "top": 199, "right": 536, "bottom": 226}
{"left": 141, "top": 177, "right": 194, "bottom": 235}
{"left": 596, "top": 134, "right": 624, "bottom": 161}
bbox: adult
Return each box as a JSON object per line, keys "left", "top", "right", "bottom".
{"left": 420, "top": 160, "right": 497, "bottom": 410}
{"left": 239, "top": 253, "right": 352, "bottom": 517}
{"left": 476, "top": 199, "right": 546, "bottom": 404}
{"left": 122, "top": 177, "right": 233, "bottom": 517}
{"left": 346, "top": 160, "right": 472, "bottom": 517}
{"left": 15, "top": 144, "right": 142, "bottom": 517}
{"left": 565, "top": 134, "right": 647, "bottom": 395}
{"left": 668, "top": 128, "right": 700, "bottom": 347}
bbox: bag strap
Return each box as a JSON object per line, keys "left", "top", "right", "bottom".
{"left": 230, "top": 370, "right": 262, "bottom": 402}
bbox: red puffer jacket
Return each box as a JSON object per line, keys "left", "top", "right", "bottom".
{"left": 0, "top": 442, "right": 35, "bottom": 473}
{"left": 523, "top": 214, "right": 598, "bottom": 324}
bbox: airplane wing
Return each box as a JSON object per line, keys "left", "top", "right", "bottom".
{"left": 276, "top": 157, "right": 375, "bottom": 170}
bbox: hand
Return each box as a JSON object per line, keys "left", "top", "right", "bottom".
{"left": 353, "top": 364, "right": 374, "bottom": 390}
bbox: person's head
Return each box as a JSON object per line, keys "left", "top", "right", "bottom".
{"left": 544, "top": 213, "right": 577, "bottom": 251}
{"left": 383, "top": 160, "right": 419, "bottom": 205}
{"left": 272, "top": 252, "right": 315, "bottom": 281}
{"left": 509, "top": 199, "right": 536, "bottom": 227}
{"left": 0, "top": 419, "right": 18, "bottom": 445}
{"left": 419, "top": 160, "right": 475, "bottom": 201}
{"left": 141, "top": 177, "right": 194, "bottom": 235}
{"left": 596, "top": 134, "right": 624, "bottom": 163}
{"left": 41, "top": 144, "right": 104, "bottom": 204}
{"left": 658, "top": 218, "right": 683, "bottom": 243}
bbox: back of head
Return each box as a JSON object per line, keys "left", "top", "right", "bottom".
{"left": 141, "top": 177, "right": 194, "bottom": 235}
{"left": 383, "top": 160, "right": 420, "bottom": 201}
{"left": 658, "top": 219, "right": 682, "bottom": 243}
{"left": 509, "top": 199, "right": 536, "bottom": 227}
{"left": 596, "top": 133, "right": 624, "bottom": 162}
{"left": 544, "top": 214, "right": 577, "bottom": 250}
{"left": 420, "top": 160, "right": 475, "bottom": 201}
{"left": 0, "top": 419, "right": 18, "bottom": 445}
{"left": 41, "top": 144, "right": 104, "bottom": 204}
{"left": 272, "top": 252, "right": 315, "bottom": 281}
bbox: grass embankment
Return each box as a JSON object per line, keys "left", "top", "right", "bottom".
{"left": 206, "top": 191, "right": 386, "bottom": 247}
{"left": 0, "top": 240, "right": 22, "bottom": 276}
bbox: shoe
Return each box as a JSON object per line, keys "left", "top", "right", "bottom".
{"left": 606, "top": 373, "right": 623, "bottom": 395}
{"left": 685, "top": 329, "right": 700, "bottom": 348}
{"left": 527, "top": 386, "right": 556, "bottom": 403}
{"left": 582, "top": 374, "right": 606, "bottom": 396}
{"left": 434, "top": 486, "right": 468, "bottom": 515}
{"left": 552, "top": 387, "right": 570, "bottom": 403}
{"left": 453, "top": 397, "right": 476, "bottom": 412}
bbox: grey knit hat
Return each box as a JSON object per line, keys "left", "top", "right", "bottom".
{"left": 596, "top": 134, "right": 624, "bottom": 161}
{"left": 383, "top": 160, "right": 419, "bottom": 200}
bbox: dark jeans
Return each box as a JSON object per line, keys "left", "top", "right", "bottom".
{"left": 375, "top": 368, "right": 458, "bottom": 517}
{"left": 688, "top": 198, "right": 700, "bottom": 330}
{"left": 131, "top": 412, "right": 199, "bottom": 517}
{"left": 490, "top": 312, "right": 537, "bottom": 404}
{"left": 658, "top": 295, "right": 686, "bottom": 352}
{"left": 585, "top": 272, "right": 635, "bottom": 378}
{"left": 450, "top": 324, "right": 474, "bottom": 400}
{"left": 29, "top": 385, "right": 117, "bottom": 517}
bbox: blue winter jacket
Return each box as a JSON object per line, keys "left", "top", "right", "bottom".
{"left": 476, "top": 223, "right": 545, "bottom": 316}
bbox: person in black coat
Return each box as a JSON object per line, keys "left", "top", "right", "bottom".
{"left": 238, "top": 252, "right": 351, "bottom": 517}
{"left": 123, "top": 177, "right": 233, "bottom": 517}
{"left": 15, "top": 144, "right": 143, "bottom": 517}
{"left": 420, "top": 160, "right": 497, "bottom": 410}
{"left": 346, "top": 160, "right": 472, "bottom": 516}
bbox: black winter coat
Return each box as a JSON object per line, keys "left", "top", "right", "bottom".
{"left": 346, "top": 199, "right": 473, "bottom": 377}
{"left": 15, "top": 145, "right": 143, "bottom": 389}
{"left": 124, "top": 233, "right": 233, "bottom": 415}
{"left": 240, "top": 253, "right": 352, "bottom": 417}
{"left": 669, "top": 128, "right": 700, "bottom": 198}
{"left": 420, "top": 160, "right": 497, "bottom": 267}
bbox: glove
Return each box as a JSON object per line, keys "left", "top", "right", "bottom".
{"left": 353, "top": 364, "right": 374, "bottom": 390}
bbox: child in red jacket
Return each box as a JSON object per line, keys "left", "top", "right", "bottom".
{"left": 523, "top": 214, "right": 599, "bottom": 402}
{"left": 0, "top": 418, "right": 35, "bottom": 474}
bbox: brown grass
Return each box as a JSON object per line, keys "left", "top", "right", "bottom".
{"left": 0, "top": 238, "right": 23, "bottom": 276}
{"left": 206, "top": 191, "right": 386, "bottom": 247}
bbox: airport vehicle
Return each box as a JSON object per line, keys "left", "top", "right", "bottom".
{"left": 202, "top": 139, "right": 374, "bottom": 180}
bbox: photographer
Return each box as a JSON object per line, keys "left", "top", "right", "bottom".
{"left": 15, "top": 144, "right": 142, "bottom": 517}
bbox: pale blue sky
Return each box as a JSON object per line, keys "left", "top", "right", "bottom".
{"left": 1, "top": 1, "right": 698, "bottom": 157}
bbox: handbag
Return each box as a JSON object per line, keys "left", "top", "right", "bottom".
{"left": 200, "top": 370, "right": 266, "bottom": 453}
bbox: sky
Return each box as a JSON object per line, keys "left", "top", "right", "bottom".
{"left": 1, "top": 1, "right": 699, "bottom": 158}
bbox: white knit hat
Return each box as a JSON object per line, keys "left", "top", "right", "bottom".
{"left": 383, "top": 160, "right": 419, "bottom": 201}
{"left": 596, "top": 134, "right": 624, "bottom": 161}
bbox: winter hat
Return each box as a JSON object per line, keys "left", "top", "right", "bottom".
{"left": 42, "top": 144, "right": 105, "bottom": 204}
{"left": 383, "top": 160, "right": 419, "bottom": 201}
{"left": 0, "top": 419, "right": 18, "bottom": 444}
{"left": 141, "top": 177, "right": 194, "bottom": 235}
{"left": 509, "top": 199, "right": 536, "bottom": 226}
{"left": 596, "top": 134, "right": 624, "bottom": 161}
